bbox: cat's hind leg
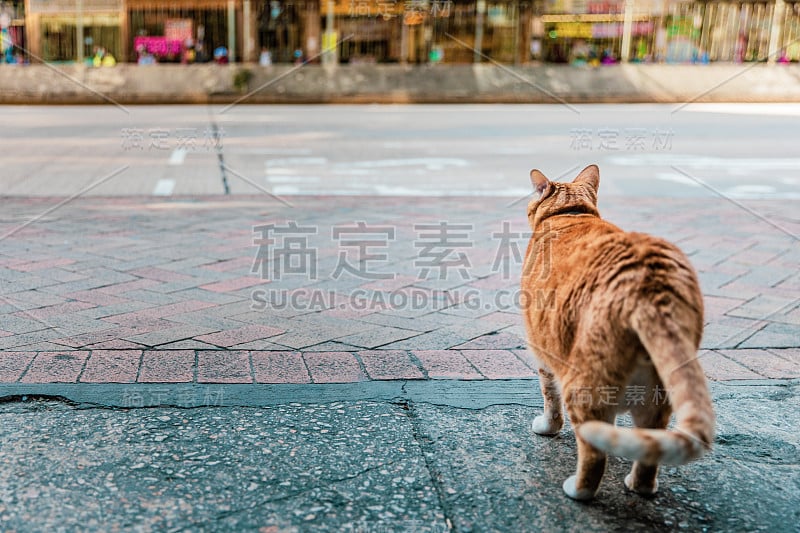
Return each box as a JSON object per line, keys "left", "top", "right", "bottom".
{"left": 624, "top": 399, "right": 672, "bottom": 495}
{"left": 561, "top": 381, "right": 616, "bottom": 501}
{"left": 532, "top": 366, "right": 564, "bottom": 436}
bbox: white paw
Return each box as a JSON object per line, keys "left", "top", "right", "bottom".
{"left": 532, "top": 414, "right": 561, "bottom": 436}
{"left": 562, "top": 475, "right": 596, "bottom": 501}
{"left": 624, "top": 473, "right": 658, "bottom": 495}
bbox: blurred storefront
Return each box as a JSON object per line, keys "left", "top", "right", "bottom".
{"left": 25, "top": 0, "right": 123, "bottom": 62}
{"left": 14, "top": 0, "right": 800, "bottom": 64}
{"left": 1, "top": 1, "right": 27, "bottom": 63}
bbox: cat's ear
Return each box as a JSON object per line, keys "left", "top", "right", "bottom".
{"left": 530, "top": 169, "right": 551, "bottom": 199}
{"left": 573, "top": 164, "right": 600, "bottom": 192}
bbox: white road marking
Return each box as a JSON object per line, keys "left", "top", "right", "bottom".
{"left": 266, "top": 176, "right": 321, "bottom": 183}
{"left": 346, "top": 158, "right": 469, "bottom": 169}
{"left": 608, "top": 154, "right": 800, "bottom": 170}
{"left": 229, "top": 147, "right": 313, "bottom": 155}
{"left": 152, "top": 179, "right": 175, "bottom": 196}
{"left": 266, "top": 157, "right": 327, "bottom": 167}
{"left": 725, "top": 185, "right": 777, "bottom": 197}
{"left": 656, "top": 173, "right": 702, "bottom": 187}
{"left": 168, "top": 148, "right": 187, "bottom": 165}
{"left": 681, "top": 103, "right": 800, "bottom": 116}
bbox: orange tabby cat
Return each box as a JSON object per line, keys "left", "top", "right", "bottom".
{"left": 521, "top": 164, "right": 715, "bottom": 500}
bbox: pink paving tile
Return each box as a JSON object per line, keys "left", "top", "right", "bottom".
{"left": 97, "top": 278, "right": 161, "bottom": 295}
{"left": 698, "top": 350, "right": 764, "bottom": 381}
{"left": 80, "top": 350, "right": 141, "bottom": 383}
{"left": 200, "top": 276, "right": 267, "bottom": 293}
{"left": 359, "top": 275, "right": 419, "bottom": 292}
{"left": 106, "top": 301, "right": 216, "bottom": 323}
{"left": 66, "top": 290, "right": 129, "bottom": 306}
{"left": 358, "top": 350, "right": 425, "bottom": 380}
{"left": 54, "top": 322, "right": 168, "bottom": 348}
{"left": 128, "top": 267, "right": 192, "bottom": 282}
{"left": 19, "top": 301, "right": 96, "bottom": 320}
{"left": 20, "top": 351, "right": 89, "bottom": 383}
{"left": 84, "top": 339, "right": 145, "bottom": 350}
{"left": 252, "top": 351, "right": 311, "bottom": 384}
{"left": 511, "top": 349, "right": 539, "bottom": 371}
{"left": 202, "top": 257, "right": 255, "bottom": 272}
{"left": 0, "top": 330, "right": 13, "bottom": 338}
{"left": 721, "top": 349, "right": 800, "bottom": 379}
{"left": 413, "top": 350, "right": 483, "bottom": 380}
{"left": 453, "top": 332, "right": 526, "bottom": 350}
{"left": 303, "top": 352, "right": 367, "bottom": 383}
{"left": 196, "top": 325, "right": 285, "bottom": 348}
{"left": 768, "top": 348, "right": 800, "bottom": 363}
{"left": 11, "top": 258, "right": 76, "bottom": 272}
{"left": 197, "top": 350, "right": 252, "bottom": 383}
{"left": 0, "top": 352, "right": 36, "bottom": 382}
{"left": 461, "top": 350, "right": 536, "bottom": 379}
{"left": 468, "top": 273, "right": 517, "bottom": 290}
{"left": 138, "top": 350, "right": 195, "bottom": 383}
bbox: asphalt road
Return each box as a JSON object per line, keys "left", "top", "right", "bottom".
{"left": 2, "top": 103, "right": 799, "bottom": 199}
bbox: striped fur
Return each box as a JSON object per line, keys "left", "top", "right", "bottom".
{"left": 521, "top": 165, "right": 715, "bottom": 500}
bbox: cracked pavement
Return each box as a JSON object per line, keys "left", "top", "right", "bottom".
{"left": 0, "top": 380, "right": 797, "bottom": 532}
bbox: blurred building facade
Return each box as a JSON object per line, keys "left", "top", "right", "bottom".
{"left": 7, "top": 0, "right": 800, "bottom": 64}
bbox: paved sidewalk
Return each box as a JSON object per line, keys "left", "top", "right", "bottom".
{"left": 1, "top": 195, "right": 798, "bottom": 386}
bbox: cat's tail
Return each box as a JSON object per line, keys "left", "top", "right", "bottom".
{"left": 577, "top": 303, "right": 715, "bottom": 466}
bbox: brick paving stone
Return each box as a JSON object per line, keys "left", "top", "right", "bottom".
{"left": 1, "top": 196, "right": 798, "bottom": 384}
{"left": 698, "top": 350, "right": 764, "bottom": 380}
{"left": 0, "top": 329, "right": 63, "bottom": 350}
{"left": 454, "top": 332, "right": 526, "bottom": 350}
{"left": 155, "top": 340, "right": 221, "bottom": 350}
{"left": 80, "top": 350, "right": 141, "bottom": 383}
{"left": 202, "top": 256, "right": 255, "bottom": 272}
{"left": 75, "top": 301, "right": 155, "bottom": 319}
{"left": 739, "top": 322, "right": 800, "bottom": 349}
{"left": 139, "top": 350, "right": 195, "bottom": 383}
{"left": 128, "top": 267, "right": 192, "bottom": 283}
{"left": 303, "top": 351, "right": 367, "bottom": 383}
{"left": 511, "top": 349, "right": 539, "bottom": 371}
{"left": 124, "top": 325, "right": 217, "bottom": 347}
{"left": 335, "top": 326, "right": 420, "bottom": 349}
{"left": 726, "top": 295, "right": 800, "bottom": 321}
{"left": 301, "top": 341, "right": 365, "bottom": 352}
{"left": 4, "top": 290, "right": 67, "bottom": 308}
{"left": 107, "top": 300, "right": 216, "bottom": 323}
{"left": 97, "top": 278, "right": 161, "bottom": 294}
{"left": 83, "top": 339, "right": 145, "bottom": 350}
{"left": 412, "top": 350, "right": 482, "bottom": 380}
{"left": 720, "top": 348, "right": 800, "bottom": 379}
{"left": 20, "top": 351, "right": 89, "bottom": 383}
{"left": 252, "top": 351, "right": 311, "bottom": 384}
{"left": 380, "top": 329, "right": 473, "bottom": 351}
{"left": 703, "top": 295, "right": 748, "bottom": 321}
{"left": 196, "top": 324, "right": 285, "bottom": 348}
{"left": 0, "top": 352, "right": 36, "bottom": 382}
{"left": 358, "top": 350, "right": 424, "bottom": 380}
{"left": 197, "top": 351, "right": 252, "bottom": 383}
{"left": 11, "top": 258, "right": 75, "bottom": 272}
{"left": 0, "top": 315, "right": 55, "bottom": 335}
{"left": 768, "top": 347, "right": 800, "bottom": 363}
{"left": 461, "top": 350, "right": 536, "bottom": 379}
{"left": 65, "top": 290, "right": 129, "bottom": 306}
{"left": 199, "top": 276, "right": 266, "bottom": 293}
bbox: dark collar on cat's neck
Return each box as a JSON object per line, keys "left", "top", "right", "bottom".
{"left": 552, "top": 206, "right": 594, "bottom": 217}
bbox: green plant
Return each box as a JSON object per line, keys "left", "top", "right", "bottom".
{"left": 233, "top": 69, "right": 254, "bottom": 92}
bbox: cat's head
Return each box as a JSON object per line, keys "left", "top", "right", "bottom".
{"left": 526, "top": 164, "right": 601, "bottom": 229}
